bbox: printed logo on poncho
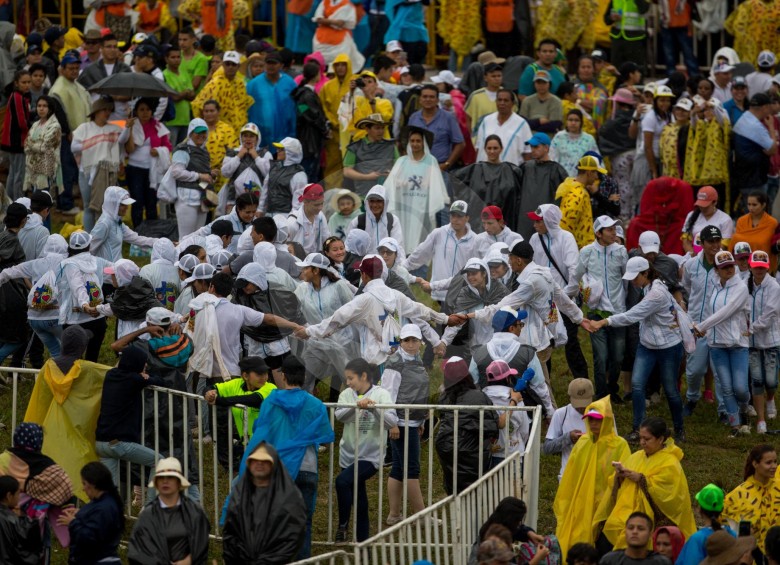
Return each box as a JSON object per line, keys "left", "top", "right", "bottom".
{"left": 155, "top": 281, "right": 178, "bottom": 310}
{"left": 547, "top": 299, "right": 559, "bottom": 325}
{"left": 30, "top": 283, "right": 58, "bottom": 310}
{"left": 85, "top": 280, "right": 103, "bottom": 307}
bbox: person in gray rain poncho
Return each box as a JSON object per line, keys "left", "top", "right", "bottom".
{"left": 236, "top": 249, "right": 305, "bottom": 372}
{"left": 139, "top": 238, "right": 180, "bottom": 310}
{"left": 293, "top": 252, "right": 357, "bottom": 397}
{"left": 218, "top": 122, "right": 272, "bottom": 215}
{"left": 222, "top": 443, "right": 307, "bottom": 564}
{"left": 347, "top": 184, "right": 406, "bottom": 258}
{"left": 258, "top": 136, "right": 308, "bottom": 217}
{"left": 88, "top": 259, "right": 159, "bottom": 339}
{"left": 195, "top": 192, "right": 259, "bottom": 253}
{"left": 0, "top": 234, "right": 68, "bottom": 357}
{"left": 441, "top": 258, "right": 509, "bottom": 360}
{"left": 89, "top": 186, "right": 158, "bottom": 262}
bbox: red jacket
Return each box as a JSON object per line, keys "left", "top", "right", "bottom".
{"left": 1, "top": 91, "right": 31, "bottom": 153}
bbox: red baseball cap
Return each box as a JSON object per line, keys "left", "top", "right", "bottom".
{"left": 527, "top": 207, "right": 544, "bottom": 221}
{"left": 299, "top": 183, "right": 325, "bottom": 202}
{"left": 481, "top": 205, "right": 503, "bottom": 221}
{"left": 359, "top": 256, "right": 384, "bottom": 278}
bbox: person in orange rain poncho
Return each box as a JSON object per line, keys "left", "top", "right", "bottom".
{"left": 593, "top": 416, "right": 697, "bottom": 550}
{"left": 554, "top": 396, "right": 630, "bottom": 558}
{"left": 23, "top": 325, "right": 111, "bottom": 501}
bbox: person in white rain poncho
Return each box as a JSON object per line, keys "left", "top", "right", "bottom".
{"left": 173, "top": 253, "right": 200, "bottom": 317}
{"left": 473, "top": 206, "right": 523, "bottom": 258}
{"left": 384, "top": 127, "right": 449, "bottom": 251}
{"left": 0, "top": 234, "right": 68, "bottom": 356}
{"left": 296, "top": 256, "right": 466, "bottom": 365}
{"left": 346, "top": 185, "right": 405, "bottom": 258}
{"left": 195, "top": 192, "right": 260, "bottom": 253}
{"left": 139, "top": 238, "right": 180, "bottom": 310}
{"left": 89, "top": 186, "right": 157, "bottom": 262}
{"left": 57, "top": 231, "right": 114, "bottom": 362}
{"left": 218, "top": 122, "right": 272, "bottom": 215}
{"left": 293, "top": 252, "right": 358, "bottom": 395}
{"left": 287, "top": 183, "right": 331, "bottom": 254}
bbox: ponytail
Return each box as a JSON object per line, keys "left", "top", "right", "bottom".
{"left": 701, "top": 508, "right": 722, "bottom": 531}
{"left": 345, "top": 358, "right": 380, "bottom": 385}
{"left": 685, "top": 208, "right": 702, "bottom": 237}
{"left": 748, "top": 272, "right": 755, "bottom": 295}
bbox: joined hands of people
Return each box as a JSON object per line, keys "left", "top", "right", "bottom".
{"left": 433, "top": 342, "right": 446, "bottom": 357}
{"left": 693, "top": 325, "right": 706, "bottom": 338}
{"left": 293, "top": 325, "right": 310, "bottom": 340}
{"left": 204, "top": 390, "right": 218, "bottom": 405}
{"left": 56, "top": 506, "right": 79, "bottom": 526}
{"left": 446, "top": 314, "right": 468, "bottom": 327}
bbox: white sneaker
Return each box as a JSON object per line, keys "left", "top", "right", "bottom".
{"left": 767, "top": 399, "right": 777, "bottom": 420}
{"left": 739, "top": 424, "right": 751, "bottom": 435}
{"left": 757, "top": 421, "right": 768, "bottom": 434}
{"left": 747, "top": 404, "right": 758, "bottom": 418}
{"left": 386, "top": 514, "right": 403, "bottom": 526}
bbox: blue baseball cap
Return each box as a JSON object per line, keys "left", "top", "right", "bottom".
{"left": 60, "top": 54, "right": 80, "bottom": 67}
{"left": 491, "top": 306, "right": 528, "bottom": 332}
{"left": 525, "top": 132, "right": 551, "bottom": 147}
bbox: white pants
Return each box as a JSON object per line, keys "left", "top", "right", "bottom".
{"left": 175, "top": 202, "right": 207, "bottom": 238}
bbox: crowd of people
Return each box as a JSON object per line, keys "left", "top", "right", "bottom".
{"left": 1, "top": 0, "right": 780, "bottom": 563}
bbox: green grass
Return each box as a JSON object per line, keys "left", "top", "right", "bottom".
{"left": 0, "top": 251, "right": 761, "bottom": 563}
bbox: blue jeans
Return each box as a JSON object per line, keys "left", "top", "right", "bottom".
{"left": 390, "top": 425, "right": 421, "bottom": 481}
{"left": 59, "top": 141, "right": 77, "bottom": 210}
{"left": 29, "top": 319, "right": 63, "bottom": 357}
{"left": 295, "top": 470, "right": 318, "bottom": 559}
{"left": 336, "top": 461, "right": 377, "bottom": 541}
{"left": 685, "top": 336, "right": 712, "bottom": 402}
{"left": 749, "top": 347, "right": 779, "bottom": 395}
{"left": 95, "top": 440, "right": 158, "bottom": 494}
{"left": 660, "top": 26, "right": 700, "bottom": 76}
{"left": 588, "top": 313, "right": 625, "bottom": 398}
{"left": 710, "top": 347, "right": 750, "bottom": 426}
{"left": 631, "top": 342, "right": 685, "bottom": 432}
{"left": 0, "top": 341, "right": 23, "bottom": 365}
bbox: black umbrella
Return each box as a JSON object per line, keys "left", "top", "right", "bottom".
{"left": 88, "top": 72, "right": 177, "bottom": 98}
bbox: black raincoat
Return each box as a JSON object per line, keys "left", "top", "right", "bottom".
{"left": 434, "top": 388, "right": 499, "bottom": 495}
{"left": 0, "top": 228, "right": 28, "bottom": 344}
{"left": 109, "top": 276, "right": 160, "bottom": 321}
{"left": 127, "top": 495, "right": 210, "bottom": 565}
{"left": 233, "top": 282, "right": 305, "bottom": 343}
{"left": 451, "top": 162, "right": 523, "bottom": 234}
{"left": 222, "top": 442, "right": 307, "bottom": 564}
{"left": 0, "top": 505, "right": 41, "bottom": 565}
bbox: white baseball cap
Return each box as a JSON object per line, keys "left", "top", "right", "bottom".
{"left": 223, "top": 50, "right": 241, "bottom": 65}
{"left": 758, "top": 50, "right": 777, "bottom": 68}
{"left": 174, "top": 253, "right": 200, "bottom": 274}
{"left": 386, "top": 40, "right": 403, "bottom": 53}
{"left": 593, "top": 215, "right": 619, "bottom": 233}
{"left": 431, "top": 70, "right": 460, "bottom": 87}
{"left": 638, "top": 231, "right": 661, "bottom": 254}
{"left": 183, "top": 263, "right": 216, "bottom": 285}
{"left": 623, "top": 256, "right": 650, "bottom": 280}
{"left": 69, "top": 230, "right": 92, "bottom": 250}
{"left": 450, "top": 200, "right": 468, "bottom": 215}
{"left": 674, "top": 97, "right": 694, "bottom": 112}
{"left": 295, "top": 252, "right": 332, "bottom": 270}
{"left": 399, "top": 323, "right": 422, "bottom": 340}
{"left": 146, "top": 307, "right": 173, "bottom": 326}
{"left": 120, "top": 195, "right": 136, "bottom": 205}
{"left": 377, "top": 237, "right": 400, "bottom": 254}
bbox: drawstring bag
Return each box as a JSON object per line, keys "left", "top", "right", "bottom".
{"left": 27, "top": 270, "right": 59, "bottom": 311}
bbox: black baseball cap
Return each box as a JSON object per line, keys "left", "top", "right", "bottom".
{"left": 700, "top": 225, "right": 722, "bottom": 241}
{"left": 211, "top": 219, "right": 237, "bottom": 238}
{"left": 265, "top": 51, "right": 283, "bottom": 63}
{"left": 238, "top": 356, "right": 269, "bottom": 375}
{"left": 750, "top": 92, "right": 772, "bottom": 107}
{"left": 505, "top": 241, "right": 534, "bottom": 259}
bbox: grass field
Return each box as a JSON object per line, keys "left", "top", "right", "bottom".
{"left": 0, "top": 245, "right": 765, "bottom": 563}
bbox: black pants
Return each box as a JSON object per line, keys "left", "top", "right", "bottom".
{"left": 562, "top": 313, "right": 589, "bottom": 379}
{"left": 63, "top": 317, "right": 108, "bottom": 362}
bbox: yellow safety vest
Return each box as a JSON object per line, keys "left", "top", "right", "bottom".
{"left": 609, "top": 0, "right": 647, "bottom": 41}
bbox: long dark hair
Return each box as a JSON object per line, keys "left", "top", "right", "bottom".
{"left": 80, "top": 461, "right": 125, "bottom": 529}
{"left": 743, "top": 444, "right": 776, "bottom": 480}
{"left": 639, "top": 417, "right": 670, "bottom": 442}
{"left": 5, "top": 69, "right": 30, "bottom": 97}
{"left": 684, "top": 208, "right": 702, "bottom": 237}
{"left": 478, "top": 497, "right": 527, "bottom": 541}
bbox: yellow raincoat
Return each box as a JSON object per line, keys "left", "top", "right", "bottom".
{"left": 24, "top": 359, "right": 111, "bottom": 501}
{"left": 319, "top": 53, "right": 353, "bottom": 185}
{"left": 191, "top": 66, "right": 254, "bottom": 136}
{"left": 723, "top": 475, "right": 780, "bottom": 553}
{"left": 684, "top": 117, "right": 731, "bottom": 203}
{"left": 555, "top": 177, "right": 594, "bottom": 249}
{"left": 554, "top": 397, "right": 630, "bottom": 557}
{"left": 593, "top": 438, "right": 697, "bottom": 549}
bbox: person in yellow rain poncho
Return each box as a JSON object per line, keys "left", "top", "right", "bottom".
{"left": 344, "top": 71, "right": 394, "bottom": 144}
{"left": 23, "top": 326, "right": 111, "bottom": 501}
{"left": 554, "top": 397, "right": 630, "bottom": 557}
{"left": 724, "top": 0, "right": 780, "bottom": 68}
{"left": 684, "top": 100, "right": 731, "bottom": 207}
{"left": 593, "top": 416, "right": 697, "bottom": 550}
{"left": 192, "top": 63, "right": 254, "bottom": 137}
{"left": 722, "top": 444, "right": 780, "bottom": 554}
{"left": 319, "top": 53, "right": 353, "bottom": 187}
{"left": 535, "top": 0, "right": 599, "bottom": 52}
{"left": 177, "top": 0, "right": 250, "bottom": 51}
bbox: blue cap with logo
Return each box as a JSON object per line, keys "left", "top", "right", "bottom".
{"left": 525, "top": 132, "right": 551, "bottom": 147}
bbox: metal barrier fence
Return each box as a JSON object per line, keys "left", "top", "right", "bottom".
{"left": 4, "top": 367, "right": 541, "bottom": 562}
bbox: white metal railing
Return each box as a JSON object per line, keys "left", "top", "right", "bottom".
{"left": 5, "top": 367, "right": 542, "bottom": 563}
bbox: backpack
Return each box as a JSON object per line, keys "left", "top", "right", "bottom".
{"left": 161, "top": 96, "right": 176, "bottom": 123}
{"left": 356, "top": 212, "right": 394, "bottom": 235}
{"left": 27, "top": 270, "right": 60, "bottom": 311}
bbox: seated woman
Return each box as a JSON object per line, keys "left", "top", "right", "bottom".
{"left": 731, "top": 192, "right": 778, "bottom": 271}
{"left": 653, "top": 526, "right": 685, "bottom": 564}
{"left": 676, "top": 484, "right": 734, "bottom": 565}
{"left": 554, "top": 397, "right": 630, "bottom": 557}
{"left": 549, "top": 109, "right": 599, "bottom": 177}
{"left": 593, "top": 417, "right": 697, "bottom": 552}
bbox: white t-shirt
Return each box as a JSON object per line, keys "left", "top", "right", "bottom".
{"left": 545, "top": 403, "right": 587, "bottom": 480}
{"left": 639, "top": 110, "right": 670, "bottom": 157}
{"left": 683, "top": 208, "right": 735, "bottom": 241}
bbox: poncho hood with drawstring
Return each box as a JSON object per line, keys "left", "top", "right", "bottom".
{"left": 43, "top": 234, "right": 68, "bottom": 257}
{"left": 253, "top": 241, "right": 277, "bottom": 272}
{"left": 101, "top": 186, "right": 131, "bottom": 221}
{"left": 345, "top": 229, "right": 371, "bottom": 256}
{"left": 237, "top": 263, "right": 268, "bottom": 292}
{"left": 186, "top": 117, "right": 209, "bottom": 142}
{"left": 277, "top": 137, "right": 303, "bottom": 165}
{"left": 54, "top": 325, "right": 91, "bottom": 374}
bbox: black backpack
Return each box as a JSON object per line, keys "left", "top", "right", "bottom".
{"left": 356, "top": 212, "right": 394, "bottom": 235}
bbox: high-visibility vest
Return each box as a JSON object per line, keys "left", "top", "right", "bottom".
{"left": 609, "top": 0, "right": 647, "bottom": 40}
{"left": 214, "top": 378, "right": 276, "bottom": 439}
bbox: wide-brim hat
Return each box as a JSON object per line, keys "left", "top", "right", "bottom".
{"left": 149, "top": 457, "right": 191, "bottom": 489}
{"left": 355, "top": 113, "right": 391, "bottom": 129}
{"left": 89, "top": 97, "right": 115, "bottom": 117}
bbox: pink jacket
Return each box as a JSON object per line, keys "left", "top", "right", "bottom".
{"left": 294, "top": 51, "right": 329, "bottom": 93}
